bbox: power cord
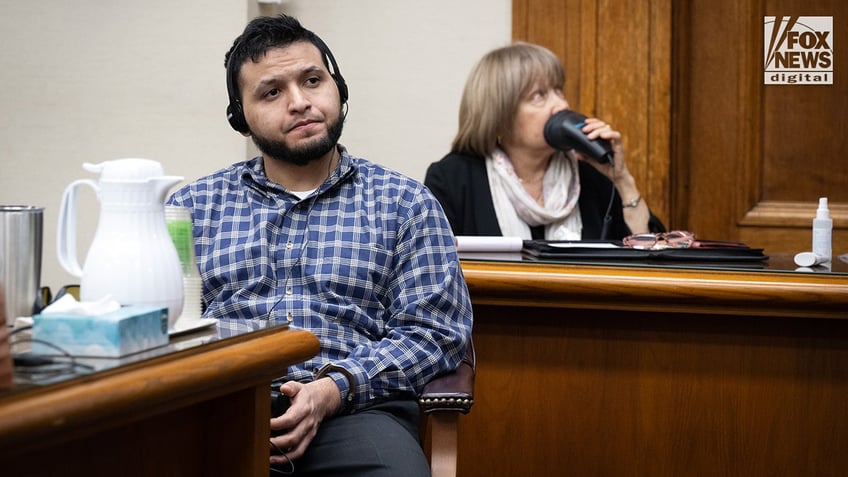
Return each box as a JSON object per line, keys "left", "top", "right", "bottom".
{"left": 599, "top": 156, "right": 616, "bottom": 241}
{"left": 9, "top": 326, "right": 94, "bottom": 382}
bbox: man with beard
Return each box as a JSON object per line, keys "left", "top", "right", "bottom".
{"left": 167, "top": 14, "right": 472, "bottom": 477}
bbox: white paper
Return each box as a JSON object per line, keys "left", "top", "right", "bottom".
{"left": 547, "top": 242, "right": 621, "bottom": 249}
{"left": 455, "top": 236, "right": 524, "bottom": 253}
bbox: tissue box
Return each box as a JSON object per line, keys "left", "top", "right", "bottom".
{"left": 32, "top": 306, "right": 169, "bottom": 358}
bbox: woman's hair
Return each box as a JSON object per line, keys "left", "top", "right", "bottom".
{"left": 451, "top": 42, "right": 565, "bottom": 156}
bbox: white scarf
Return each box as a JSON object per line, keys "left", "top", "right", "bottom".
{"left": 486, "top": 148, "right": 582, "bottom": 240}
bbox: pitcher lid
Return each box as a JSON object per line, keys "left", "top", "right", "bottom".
{"left": 83, "top": 158, "right": 165, "bottom": 181}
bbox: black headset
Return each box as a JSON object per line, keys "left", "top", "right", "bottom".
{"left": 225, "top": 35, "right": 349, "bottom": 134}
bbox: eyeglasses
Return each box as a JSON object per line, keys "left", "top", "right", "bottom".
{"left": 622, "top": 231, "right": 695, "bottom": 250}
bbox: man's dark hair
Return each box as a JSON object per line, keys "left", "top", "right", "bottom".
{"left": 224, "top": 14, "right": 345, "bottom": 103}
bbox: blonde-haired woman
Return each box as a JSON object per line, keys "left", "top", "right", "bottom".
{"left": 425, "top": 42, "right": 664, "bottom": 240}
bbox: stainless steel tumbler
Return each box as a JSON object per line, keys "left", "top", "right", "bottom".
{"left": 0, "top": 205, "right": 44, "bottom": 326}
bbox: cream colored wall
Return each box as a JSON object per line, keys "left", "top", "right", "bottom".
{"left": 0, "top": 0, "right": 510, "bottom": 293}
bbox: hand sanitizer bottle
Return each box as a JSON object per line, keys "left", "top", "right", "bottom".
{"left": 812, "top": 197, "right": 832, "bottom": 263}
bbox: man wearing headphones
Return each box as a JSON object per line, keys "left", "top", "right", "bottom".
{"left": 168, "top": 14, "right": 472, "bottom": 476}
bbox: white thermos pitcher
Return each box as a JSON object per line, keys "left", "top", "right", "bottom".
{"left": 56, "top": 159, "right": 184, "bottom": 328}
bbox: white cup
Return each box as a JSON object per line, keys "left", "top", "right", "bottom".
{"left": 165, "top": 206, "right": 203, "bottom": 328}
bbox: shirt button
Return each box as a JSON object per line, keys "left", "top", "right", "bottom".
{"left": 286, "top": 241, "right": 294, "bottom": 249}
{"left": 286, "top": 312, "right": 293, "bottom": 322}
{"left": 286, "top": 287, "right": 293, "bottom": 295}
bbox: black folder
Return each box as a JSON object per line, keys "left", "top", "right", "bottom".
{"left": 522, "top": 240, "right": 768, "bottom": 262}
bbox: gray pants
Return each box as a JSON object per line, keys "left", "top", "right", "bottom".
{"left": 271, "top": 399, "right": 430, "bottom": 477}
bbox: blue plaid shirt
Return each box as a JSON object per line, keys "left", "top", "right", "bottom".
{"left": 167, "top": 146, "right": 472, "bottom": 412}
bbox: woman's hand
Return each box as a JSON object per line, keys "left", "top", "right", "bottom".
{"left": 578, "top": 117, "right": 641, "bottom": 196}
{"left": 577, "top": 117, "right": 629, "bottom": 179}
{"left": 577, "top": 117, "right": 651, "bottom": 234}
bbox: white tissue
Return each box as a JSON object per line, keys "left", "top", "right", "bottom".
{"left": 40, "top": 294, "right": 122, "bottom": 316}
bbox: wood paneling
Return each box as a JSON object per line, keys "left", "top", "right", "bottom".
{"left": 674, "top": 0, "right": 848, "bottom": 253}
{"left": 513, "top": 0, "right": 673, "bottom": 229}
{"left": 516, "top": 0, "right": 847, "bottom": 254}
{"left": 455, "top": 259, "right": 848, "bottom": 477}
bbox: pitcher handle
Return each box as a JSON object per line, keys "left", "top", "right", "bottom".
{"left": 57, "top": 179, "right": 98, "bottom": 278}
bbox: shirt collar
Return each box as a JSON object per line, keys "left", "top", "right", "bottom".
{"left": 240, "top": 145, "right": 357, "bottom": 197}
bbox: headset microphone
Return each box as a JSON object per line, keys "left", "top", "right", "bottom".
{"left": 543, "top": 110, "right": 614, "bottom": 164}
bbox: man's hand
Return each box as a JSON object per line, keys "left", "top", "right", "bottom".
{"left": 269, "top": 377, "right": 341, "bottom": 462}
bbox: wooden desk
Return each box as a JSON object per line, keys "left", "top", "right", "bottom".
{"left": 0, "top": 325, "right": 319, "bottom": 477}
{"left": 458, "top": 259, "right": 848, "bottom": 477}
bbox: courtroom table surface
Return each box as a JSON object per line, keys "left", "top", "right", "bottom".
{"left": 0, "top": 320, "right": 319, "bottom": 477}
{"left": 459, "top": 252, "right": 848, "bottom": 319}
{"left": 455, "top": 254, "right": 848, "bottom": 477}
